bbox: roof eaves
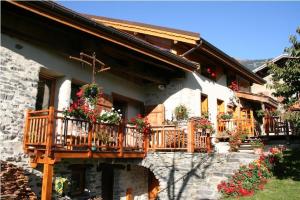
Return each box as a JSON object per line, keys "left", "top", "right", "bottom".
{"left": 253, "top": 54, "right": 289, "bottom": 73}
{"left": 201, "top": 39, "right": 266, "bottom": 84}
{"left": 8, "top": 1, "right": 199, "bottom": 72}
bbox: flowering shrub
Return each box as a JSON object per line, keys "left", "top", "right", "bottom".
{"left": 97, "top": 108, "right": 122, "bottom": 125}
{"left": 129, "top": 114, "right": 151, "bottom": 134}
{"left": 217, "top": 146, "right": 285, "bottom": 198}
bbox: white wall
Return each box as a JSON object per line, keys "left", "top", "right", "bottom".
{"left": 146, "top": 72, "right": 234, "bottom": 131}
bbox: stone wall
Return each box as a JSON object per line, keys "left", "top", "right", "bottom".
{"left": 0, "top": 45, "right": 40, "bottom": 161}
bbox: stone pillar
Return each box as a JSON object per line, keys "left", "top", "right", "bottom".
{"left": 55, "top": 76, "right": 72, "bottom": 110}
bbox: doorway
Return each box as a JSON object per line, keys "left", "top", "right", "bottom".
{"left": 148, "top": 170, "right": 159, "bottom": 200}
{"left": 101, "top": 165, "right": 114, "bottom": 200}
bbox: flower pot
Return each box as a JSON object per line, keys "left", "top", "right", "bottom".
{"left": 253, "top": 147, "right": 263, "bottom": 155}
{"left": 91, "top": 146, "right": 97, "bottom": 151}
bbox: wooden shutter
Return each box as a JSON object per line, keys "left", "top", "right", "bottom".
{"left": 201, "top": 94, "right": 208, "bottom": 114}
{"left": 145, "top": 104, "right": 165, "bottom": 126}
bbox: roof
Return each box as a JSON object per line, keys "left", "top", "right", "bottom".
{"left": 253, "top": 54, "right": 289, "bottom": 73}
{"left": 84, "top": 14, "right": 200, "bottom": 44}
{"left": 85, "top": 13, "right": 265, "bottom": 84}
{"left": 235, "top": 91, "right": 278, "bottom": 108}
{"left": 6, "top": 1, "right": 199, "bottom": 72}
{"left": 199, "top": 39, "right": 266, "bottom": 84}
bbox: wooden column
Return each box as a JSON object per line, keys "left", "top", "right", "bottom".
{"left": 88, "top": 123, "right": 93, "bottom": 158}
{"left": 41, "top": 163, "right": 54, "bottom": 200}
{"left": 46, "top": 107, "right": 55, "bottom": 156}
{"left": 187, "top": 120, "right": 195, "bottom": 153}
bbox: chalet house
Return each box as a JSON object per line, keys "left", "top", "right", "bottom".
{"left": 1, "top": 1, "right": 268, "bottom": 200}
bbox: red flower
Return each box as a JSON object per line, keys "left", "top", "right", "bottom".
{"left": 207, "top": 68, "right": 211, "bottom": 73}
{"left": 76, "top": 89, "right": 83, "bottom": 97}
{"left": 211, "top": 72, "right": 216, "bottom": 77}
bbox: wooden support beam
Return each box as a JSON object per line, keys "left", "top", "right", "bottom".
{"left": 41, "top": 163, "right": 54, "bottom": 200}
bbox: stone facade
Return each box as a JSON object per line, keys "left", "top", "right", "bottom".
{"left": 0, "top": 46, "right": 40, "bottom": 161}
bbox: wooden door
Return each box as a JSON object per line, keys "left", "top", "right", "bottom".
{"left": 145, "top": 104, "right": 165, "bottom": 126}
{"left": 240, "top": 109, "right": 254, "bottom": 136}
{"left": 148, "top": 170, "right": 159, "bottom": 200}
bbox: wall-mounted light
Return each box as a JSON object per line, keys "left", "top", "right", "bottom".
{"left": 158, "top": 84, "right": 165, "bottom": 90}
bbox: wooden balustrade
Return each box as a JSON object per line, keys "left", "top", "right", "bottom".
{"left": 150, "top": 125, "right": 187, "bottom": 150}
{"left": 217, "top": 118, "right": 254, "bottom": 138}
{"left": 23, "top": 108, "right": 212, "bottom": 158}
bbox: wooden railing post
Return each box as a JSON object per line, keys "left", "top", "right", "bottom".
{"left": 206, "top": 133, "right": 211, "bottom": 153}
{"left": 46, "top": 107, "right": 55, "bottom": 156}
{"left": 144, "top": 131, "right": 149, "bottom": 154}
{"left": 187, "top": 120, "right": 195, "bottom": 153}
{"left": 88, "top": 123, "right": 93, "bottom": 158}
{"left": 23, "top": 109, "right": 30, "bottom": 152}
{"left": 118, "top": 123, "right": 124, "bottom": 157}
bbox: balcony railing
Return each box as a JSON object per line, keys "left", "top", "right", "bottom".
{"left": 217, "top": 118, "right": 254, "bottom": 138}
{"left": 23, "top": 107, "right": 212, "bottom": 161}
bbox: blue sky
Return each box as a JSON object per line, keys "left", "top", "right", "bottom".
{"left": 59, "top": 1, "right": 300, "bottom": 60}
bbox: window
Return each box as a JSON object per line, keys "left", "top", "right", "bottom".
{"left": 201, "top": 94, "right": 208, "bottom": 115}
{"left": 112, "top": 93, "right": 144, "bottom": 120}
{"left": 70, "top": 82, "right": 83, "bottom": 103}
{"left": 35, "top": 75, "right": 55, "bottom": 110}
{"left": 217, "top": 99, "right": 225, "bottom": 114}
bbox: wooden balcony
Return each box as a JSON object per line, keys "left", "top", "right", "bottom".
{"left": 23, "top": 107, "right": 146, "bottom": 162}
{"left": 23, "top": 108, "right": 212, "bottom": 165}
{"left": 217, "top": 118, "right": 254, "bottom": 138}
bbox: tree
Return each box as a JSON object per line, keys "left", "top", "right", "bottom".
{"left": 268, "top": 27, "right": 300, "bottom": 107}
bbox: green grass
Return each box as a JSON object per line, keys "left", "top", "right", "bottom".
{"left": 226, "top": 147, "right": 300, "bottom": 200}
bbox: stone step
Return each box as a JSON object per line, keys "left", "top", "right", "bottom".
{"left": 238, "top": 149, "right": 254, "bottom": 153}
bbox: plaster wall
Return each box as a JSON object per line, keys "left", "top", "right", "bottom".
{"left": 146, "top": 72, "right": 234, "bottom": 131}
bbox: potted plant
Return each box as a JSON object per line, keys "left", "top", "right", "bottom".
{"left": 174, "top": 104, "right": 189, "bottom": 121}
{"left": 250, "top": 138, "right": 264, "bottom": 154}
{"left": 218, "top": 112, "right": 233, "bottom": 120}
